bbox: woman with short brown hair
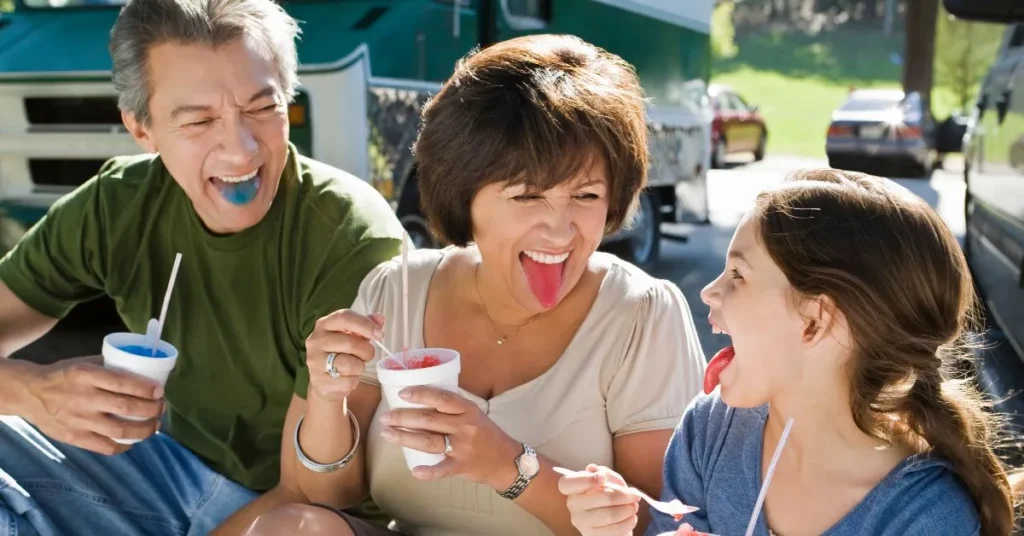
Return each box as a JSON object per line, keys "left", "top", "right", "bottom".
{"left": 247, "top": 34, "right": 706, "bottom": 536}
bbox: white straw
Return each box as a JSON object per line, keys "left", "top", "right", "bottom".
{"left": 151, "top": 253, "right": 183, "bottom": 356}
{"left": 401, "top": 232, "right": 409, "bottom": 362}
{"left": 372, "top": 339, "right": 402, "bottom": 366}
{"left": 744, "top": 417, "right": 794, "bottom": 536}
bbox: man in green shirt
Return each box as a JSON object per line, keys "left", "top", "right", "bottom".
{"left": 0, "top": 0, "right": 402, "bottom": 533}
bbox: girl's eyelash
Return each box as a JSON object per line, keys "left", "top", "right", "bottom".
{"left": 730, "top": 268, "right": 743, "bottom": 279}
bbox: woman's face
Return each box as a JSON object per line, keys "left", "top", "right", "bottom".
{"left": 700, "top": 215, "right": 810, "bottom": 407}
{"left": 470, "top": 162, "right": 611, "bottom": 313}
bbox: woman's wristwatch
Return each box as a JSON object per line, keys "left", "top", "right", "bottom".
{"left": 498, "top": 443, "right": 540, "bottom": 500}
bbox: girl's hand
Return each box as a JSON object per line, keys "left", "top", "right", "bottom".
{"left": 556, "top": 464, "right": 641, "bottom": 536}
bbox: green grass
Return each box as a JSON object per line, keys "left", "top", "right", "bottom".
{"left": 713, "top": 25, "right": 960, "bottom": 159}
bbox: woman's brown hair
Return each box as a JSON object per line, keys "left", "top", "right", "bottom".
{"left": 413, "top": 34, "right": 649, "bottom": 246}
{"left": 754, "top": 168, "right": 1016, "bottom": 535}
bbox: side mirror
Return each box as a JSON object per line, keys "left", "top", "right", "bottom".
{"left": 941, "top": 0, "right": 1023, "bottom": 22}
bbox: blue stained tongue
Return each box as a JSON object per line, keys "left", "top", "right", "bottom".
{"left": 216, "top": 175, "right": 261, "bottom": 206}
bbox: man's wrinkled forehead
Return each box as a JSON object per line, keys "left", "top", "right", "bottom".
{"left": 145, "top": 40, "right": 282, "bottom": 116}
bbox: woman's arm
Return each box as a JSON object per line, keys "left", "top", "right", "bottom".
{"left": 485, "top": 448, "right": 585, "bottom": 536}
{"left": 486, "top": 430, "right": 672, "bottom": 535}
{"left": 291, "top": 383, "right": 382, "bottom": 507}
{"left": 614, "top": 430, "right": 675, "bottom": 532}
{"left": 287, "top": 308, "right": 388, "bottom": 509}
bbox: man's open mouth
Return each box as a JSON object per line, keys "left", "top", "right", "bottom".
{"left": 210, "top": 166, "right": 262, "bottom": 206}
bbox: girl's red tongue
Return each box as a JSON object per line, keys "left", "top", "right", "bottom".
{"left": 521, "top": 255, "right": 564, "bottom": 309}
{"left": 703, "top": 346, "right": 735, "bottom": 394}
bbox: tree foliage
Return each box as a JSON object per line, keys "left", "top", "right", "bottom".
{"left": 713, "top": 2, "right": 739, "bottom": 59}
{"left": 933, "top": 5, "right": 1004, "bottom": 112}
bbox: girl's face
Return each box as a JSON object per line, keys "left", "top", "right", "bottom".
{"left": 700, "top": 215, "right": 812, "bottom": 407}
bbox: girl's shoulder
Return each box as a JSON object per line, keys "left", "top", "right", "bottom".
{"left": 827, "top": 453, "right": 980, "bottom": 536}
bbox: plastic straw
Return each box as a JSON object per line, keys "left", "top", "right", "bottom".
{"left": 744, "top": 417, "right": 794, "bottom": 536}
{"left": 151, "top": 253, "right": 182, "bottom": 356}
{"left": 372, "top": 340, "right": 403, "bottom": 368}
{"left": 401, "top": 232, "right": 409, "bottom": 362}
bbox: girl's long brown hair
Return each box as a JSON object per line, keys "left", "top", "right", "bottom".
{"left": 754, "top": 169, "right": 1016, "bottom": 535}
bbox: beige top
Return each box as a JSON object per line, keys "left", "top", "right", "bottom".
{"left": 354, "top": 248, "right": 707, "bottom": 536}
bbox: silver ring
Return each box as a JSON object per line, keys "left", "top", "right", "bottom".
{"left": 443, "top": 434, "right": 453, "bottom": 456}
{"left": 325, "top": 353, "right": 340, "bottom": 378}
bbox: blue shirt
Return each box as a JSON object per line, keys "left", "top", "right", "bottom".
{"left": 645, "top": 393, "right": 981, "bottom": 536}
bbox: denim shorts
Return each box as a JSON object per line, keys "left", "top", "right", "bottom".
{"left": 0, "top": 416, "right": 259, "bottom": 536}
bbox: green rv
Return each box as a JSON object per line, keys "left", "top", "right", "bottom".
{"left": 0, "top": 0, "right": 712, "bottom": 269}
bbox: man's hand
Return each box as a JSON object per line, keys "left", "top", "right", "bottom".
{"left": 21, "top": 356, "right": 165, "bottom": 454}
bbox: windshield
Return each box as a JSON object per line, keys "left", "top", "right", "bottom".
{"left": 839, "top": 97, "right": 902, "bottom": 112}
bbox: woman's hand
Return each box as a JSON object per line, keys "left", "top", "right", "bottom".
{"left": 304, "top": 310, "right": 385, "bottom": 401}
{"left": 377, "top": 385, "right": 523, "bottom": 487}
{"left": 557, "top": 465, "right": 641, "bottom": 536}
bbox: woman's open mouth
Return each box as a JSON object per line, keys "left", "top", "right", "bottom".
{"left": 519, "top": 249, "right": 571, "bottom": 309}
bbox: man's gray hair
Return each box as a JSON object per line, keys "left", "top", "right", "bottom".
{"left": 110, "top": 0, "right": 301, "bottom": 124}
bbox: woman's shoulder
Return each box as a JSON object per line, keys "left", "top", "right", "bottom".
{"left": 357, "top": 247, "right": 447, "bottom": 294}
{"left": 592, "top": 251, "right": 690, "bottom": 316}
{"left": 833, "top": 454, "right": 980, "bottom": 535}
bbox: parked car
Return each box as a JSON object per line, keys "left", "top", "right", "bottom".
{"left": 825, "top": 89, "right": 937, "bottom": 178}
{"left": 709, "top": 84, "right": 768, "bottom": 168}
{"left": 960, "top": 21, "right": 1024, "bottom": 365}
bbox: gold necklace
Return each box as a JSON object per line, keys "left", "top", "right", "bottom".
{"left": 474, "top": 264, "right": 538, "bottom": 346}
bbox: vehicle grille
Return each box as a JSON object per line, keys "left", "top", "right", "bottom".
{"left": 28, "top": 159, "right": 107, "bottom": 188}
{"left": 23, "top": 97, "right": 121, "bottom": 127}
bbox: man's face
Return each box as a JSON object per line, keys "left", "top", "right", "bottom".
{"left": 123, "top": 39, "right": 290, "bottom": 234}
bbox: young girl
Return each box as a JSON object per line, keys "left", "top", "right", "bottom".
{"left": 558, "top": 169, "right": 1017, "bottom": 536}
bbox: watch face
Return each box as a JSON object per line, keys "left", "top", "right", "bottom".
{"left": 518, "top": 452, "right": 541, "bottom": 478}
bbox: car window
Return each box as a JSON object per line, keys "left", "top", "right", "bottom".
{"left": 714, "top": 95, "right": 733, "bottom": 112}
{"left": 506, "top": 0, "right": 549, "bottom": 21}
{"left": 839, "top": 97, "right": 901, "bottom": 112}
{"left": 731, "top": 93, "right": 750, "bottom": 111}
{"left": 1009, "top": 24, "right": 1024, "bottom": 49}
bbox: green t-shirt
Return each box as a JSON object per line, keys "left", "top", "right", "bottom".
{"left": 0, "top": 145, "right": 403, "bottom": 491}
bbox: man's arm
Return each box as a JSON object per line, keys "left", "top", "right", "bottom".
{"left": 0, "top": 280, "right": 61, "bottom": 416}
{"left": 0, "top": 280, "right": 59, "bottom": 357}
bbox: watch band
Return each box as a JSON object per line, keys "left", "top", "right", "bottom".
{"left": 498, "top": 443, "right": 537, "bottom": 500}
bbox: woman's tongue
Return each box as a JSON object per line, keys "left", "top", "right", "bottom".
{"left": 521, "top": 254, "right": 565, "bottom": 309}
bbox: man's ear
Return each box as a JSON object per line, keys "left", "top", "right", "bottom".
{"left": 801, "top": 294, "right": 838, "bottom": 347}
{"left": 122, "top": 110, "right": 156, "bottom": 153}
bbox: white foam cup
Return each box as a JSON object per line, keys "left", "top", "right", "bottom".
{"left": 376, "top": 348, "right": 461, "bottom": 470}
{"left": 101, "top": 332, "right": 179, "bottom": 444}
